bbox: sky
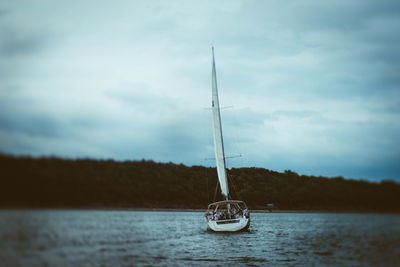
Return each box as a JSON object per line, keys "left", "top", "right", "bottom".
{"left": 0, "top": 0, "right": 399, "bottom": 182}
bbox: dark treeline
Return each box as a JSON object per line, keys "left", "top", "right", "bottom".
{"left": 1, "top": 154, "right": 399, "bottom": 212}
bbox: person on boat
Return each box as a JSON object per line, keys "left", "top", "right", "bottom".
{"left": 229, "top": 208, "right": 235, "bottom": 219}
{"left": 243, "top": 208, "right": 248, "bottom": 218}
{"left": 238, "top": 209, "right": 243, "bottom": 218}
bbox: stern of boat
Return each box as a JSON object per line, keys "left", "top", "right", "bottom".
{"left": 205, "top": 200, "right": 250, "bottom": 232}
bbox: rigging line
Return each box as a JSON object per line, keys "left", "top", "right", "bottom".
{"left": 204, "top": 105, "right": 233, "bottom": 111}
{"left": 204, "top": 154, "right": 242, "bottom": 160}
{"left": 228, "top": 171, "right": 240, "bottom": 200}
{"left": 206, "top": 167, "right": 209, "bottom": 204}
{"left": 213, "top": 178, "right": 219, "bottom": 203}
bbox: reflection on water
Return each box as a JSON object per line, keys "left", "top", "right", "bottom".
{"left": 0, "top": 211, "right": 399, "bottom": 266}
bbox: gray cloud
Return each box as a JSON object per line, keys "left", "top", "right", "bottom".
{"left": 0, "top": 9, "right": 8, "bottom": 17}
{"left": 0, "top": 29, "right": 47, "bottom": 57}
{"left": 0, "top": 0, "right": 399, "bottom": 182}
{"left": 0, "top": 112, "right": 64, "bottom": 138}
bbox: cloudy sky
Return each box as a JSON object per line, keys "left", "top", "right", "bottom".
{"left": 1, "top": 0, "right": 399, "bottom": 182}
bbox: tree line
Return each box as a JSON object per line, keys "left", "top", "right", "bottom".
{"left": 0, "top": 154, "right": 399, "bottom": 212}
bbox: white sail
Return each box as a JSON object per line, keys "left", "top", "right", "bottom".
{"left": 211, "top": 47, "right": 229, "bottom": 198}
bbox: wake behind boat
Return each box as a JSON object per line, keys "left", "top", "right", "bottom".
{"left": 205, "top": 47, "right": 250, "bottom": 232}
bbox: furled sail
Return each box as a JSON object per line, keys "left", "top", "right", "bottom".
{"left": 211, "top": 47, "right": 229, "bottom": 198}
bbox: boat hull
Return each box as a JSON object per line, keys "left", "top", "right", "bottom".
{"left": 207, "top": 217, "right": 250, "bottom": 232}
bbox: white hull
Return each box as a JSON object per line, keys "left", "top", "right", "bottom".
{"left": 207, "top": 217, "right": 250, "bottom": 232}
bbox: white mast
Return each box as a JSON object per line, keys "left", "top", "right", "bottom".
{"left": 211, "top": 47, "right": 229, "bottom": 199}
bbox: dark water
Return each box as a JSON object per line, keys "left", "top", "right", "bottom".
{"left": 0, "top": 211, "right": 399, "bottom": 266}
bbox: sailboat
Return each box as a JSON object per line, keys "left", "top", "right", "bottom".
{"left": 205, "top": 47, "right": 250, "bottom": 232}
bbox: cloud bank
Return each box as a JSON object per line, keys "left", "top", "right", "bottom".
{"left": 0, "top": 0, "right": 399, "bottom": 182}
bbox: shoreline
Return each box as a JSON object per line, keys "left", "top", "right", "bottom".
{"left": 0, "top": 206, "right": 399, "bottom": 214}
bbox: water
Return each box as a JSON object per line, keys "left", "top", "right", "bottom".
{"left": 0, "top": 211, "right": 399, "bottom": 266}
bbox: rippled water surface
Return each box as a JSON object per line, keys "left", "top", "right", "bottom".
{"left": 0, "top": 210, "right": 399, "bottom": 266}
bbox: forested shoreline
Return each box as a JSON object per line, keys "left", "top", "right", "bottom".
{"left": 1, "top": 154, "right": 399, "bottom": 212}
